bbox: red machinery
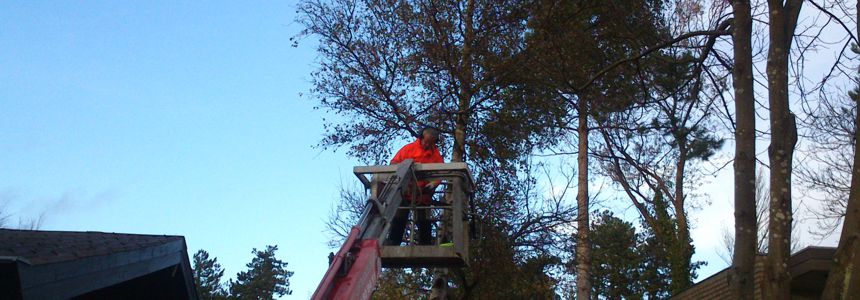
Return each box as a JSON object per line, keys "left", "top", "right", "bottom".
{"left": 311, "top": 160, "right": 474, "bottom": 300}
{"left": 312, "top": 227, "right": 380, "bottom": 300}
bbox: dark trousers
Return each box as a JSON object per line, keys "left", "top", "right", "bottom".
{"left": 386, "top": 205, "right": 432, "bottom": 245}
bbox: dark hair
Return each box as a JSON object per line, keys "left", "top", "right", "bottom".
{"left": 419, "top": 127, "right": 440, "bottom": 140}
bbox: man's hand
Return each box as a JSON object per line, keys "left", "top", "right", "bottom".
{"left": 425, "top": 180, "right": 441, "bottom": 190}
{"left": 422, "top": 180, "right": 441, "bottom": 195}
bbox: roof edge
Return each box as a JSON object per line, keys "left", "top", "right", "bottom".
{"left": 0, "top": 228, "right": 185, "bottom": 239}
{"left": 0, "top": 255, "right": 32, "bottom": 265}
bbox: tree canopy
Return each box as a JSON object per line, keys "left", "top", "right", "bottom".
{"left": 192, "top": 246, "right": 293, "bottom": 300}
{"left": 295, "top": 0, "right": 860, "bottom": 298}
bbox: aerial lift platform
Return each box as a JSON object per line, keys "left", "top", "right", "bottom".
{"left": 312, "top": 159, "right": 474, "bottom": 300}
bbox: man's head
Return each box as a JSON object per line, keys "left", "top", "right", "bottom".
{"left": 419, "top": 127, "right": 440, "bottom": 150}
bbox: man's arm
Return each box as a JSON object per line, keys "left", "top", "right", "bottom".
{"left": 430, "top": 149, "right": 443, "bottom": 164}
{"left": 390, "top": 144, "right": 409, "bottom": 164}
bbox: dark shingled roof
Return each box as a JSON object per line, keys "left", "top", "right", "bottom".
{"left": 0, "top": 229, "right": 184, "bottom": 265}
{"left": 0, "top": 228, "right": 196, "bottom": 299}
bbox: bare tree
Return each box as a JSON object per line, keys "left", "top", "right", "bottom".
{"left": 727, "top": 0, "right": 758, "bottom": 298}
{"left": 721, "top": 171, "right": 770, "bottom": 264}
{"left": 595, "top": 44, "right": 726, "bottom": 293}
{"left": 797, "top": 94, "right": 854, "bottom": 237}
{"left": 719, "top": 170, "right": 804, "bottom": 264}
{"left": 797, "top": 39, "right": 857, "bottom": 237}
{"left": 17, "top": 213, "right": 45, "bottom": 231}
{"left": 821, "top": 86, "right": 860, "bottom": 299}
{"left": 822, "top": 1, "right": 860, "bottom": 296}
{"left": 794, "top": 2, "right": 860, "bottom": 241}
{"left": 323, "top": 181, "right": 366, "bottom": 248}
{"left": 0, "top": 198, "right": 45, "bottom": 230}
{"left": 0, "top": 202, "right": 10, "bottom": 229}
{"left": 762, "top": 0, "right": 803, "bottom": 298}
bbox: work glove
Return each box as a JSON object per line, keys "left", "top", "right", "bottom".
{"left": 425, "top": 180, "right": 440, "bottom": 190}
{"left": 422, "top": 181, "right": 440, "bottom": 195}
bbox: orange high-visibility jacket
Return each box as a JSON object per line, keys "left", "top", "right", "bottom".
{"left": 391, "top": 138, "right": 444, "bottom": 164}
{"left": 391, "top": 139, "right": 443, "bottom": 204}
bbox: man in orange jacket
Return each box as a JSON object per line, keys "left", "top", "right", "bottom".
{"left": 386, "top": 127, "right": 443, "bottom": 246}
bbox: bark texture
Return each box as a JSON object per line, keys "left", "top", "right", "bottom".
{"left": 576, "top": 98, "right": 591, "bottom": 300}
{"left": 763, "top": 1, "right": 802, "bottom": 298}
{"left": 728, "top": 1, "right": 757, "bottom": 299}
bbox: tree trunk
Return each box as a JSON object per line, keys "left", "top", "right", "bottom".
{"left": 728, "top": 1, "right": 757, "bottom": 299}
{"left": 451, "top": 0, "right": 474, "bottom": 164}
{"left": 576, "top": 98, "right": 591, "bottom": 300}
{"left": 821, "top": 2, "right": 860, "bottom": 298}
{"left": 763, "top": 1, "right": 802, "bottom": 298}
{"left": 670, "top": 148, "right": 693, "bottom": 293}
{"left": 436, "top": 1, "right": 473, "bottom": 298}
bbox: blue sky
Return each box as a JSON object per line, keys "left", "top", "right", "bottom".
{"left": 0, "top": 1, "right": 848, "bottom": 298}
{"left": 0, "top": 1, "right": 356, "bottom": 297}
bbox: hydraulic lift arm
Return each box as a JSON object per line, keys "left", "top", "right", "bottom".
{"left": 311, "top": 160, "right": 415, "bottom": 300}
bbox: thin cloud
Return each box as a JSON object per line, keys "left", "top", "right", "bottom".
{"left": 0, "top": 187, "right": 120, "bottom": 228}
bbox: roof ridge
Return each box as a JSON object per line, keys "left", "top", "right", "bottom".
{"left": 0, "top": 228, "right": 182, "bottom": 238}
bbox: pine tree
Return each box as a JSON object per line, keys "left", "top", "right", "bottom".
{"left": 590, "top": 211, "right": 644, "bottom": 299}
{"left": 192, "top": 250, "right": 228, "bottom": 300}
{"left": 229, "top": 245, "right": 293, "bottom": 300}
{"left": 587, "top": 210, "right": 685, "bottom": 299}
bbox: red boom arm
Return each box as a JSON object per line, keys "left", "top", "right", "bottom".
{"left": 311, "top": 226, "right": 381, "bottom": 300}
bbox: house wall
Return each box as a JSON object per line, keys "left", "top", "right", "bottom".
{"left": 71, "top": 265, "right": 192, "bottom": 300}
{"left": 672, "top": 257, "right": 766, "bottom": 300}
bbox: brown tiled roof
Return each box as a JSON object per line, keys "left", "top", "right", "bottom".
{"left": 0, "top": 228, "right": 183, "bottom": 265}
